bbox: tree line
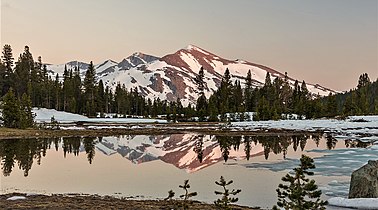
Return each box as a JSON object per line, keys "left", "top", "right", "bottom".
{"left": 0, "top": 45, "right": 197, "bottom": 128}
{"left": 1, "top": 44, "right": 377, "bottom": 128}
{"left": 196, "top": 67, "right": 378, "bottom": 121}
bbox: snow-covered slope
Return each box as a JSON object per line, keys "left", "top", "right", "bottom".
{"left": 47, "top": 45, "right": 336, "bottom": 106}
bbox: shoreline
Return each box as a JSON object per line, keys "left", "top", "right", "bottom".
{"left": 0, "top": 193, "right": 261, "bottom": 209}
{"left": 0, "top": 124, "right": 325, "bottom": 140}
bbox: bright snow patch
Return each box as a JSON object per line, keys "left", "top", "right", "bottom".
{"left": 33, "top": 108, "right": 88, "bottom": 123}
{"left": 33, "top": 108, "right": 167, "bottom": 124}
{"left": 328, "top": 197, "right": 378, "bottom": 209}
{"left": 7, "top": 196, "right": 26, "bottom": 201}
{"left": 231, "top": 116, "right": 378, "bottom": 137}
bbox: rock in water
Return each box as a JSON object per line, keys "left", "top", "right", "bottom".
{"left": 349, "top": 160, "right": 378, "bottom": 198}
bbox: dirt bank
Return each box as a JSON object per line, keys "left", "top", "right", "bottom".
{"left": 0, "top": 124, "right": 322, "bottom": 140}
{"left": 0, "top": 193, "right": 260, "bottom": 210}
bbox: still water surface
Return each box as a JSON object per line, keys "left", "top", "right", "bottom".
{"left": 0, "top": 134, "right": 375, "bottom": 208}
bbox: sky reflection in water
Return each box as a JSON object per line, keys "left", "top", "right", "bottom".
{"left": 0, "top": 134, "right": 373, "bottom": 208}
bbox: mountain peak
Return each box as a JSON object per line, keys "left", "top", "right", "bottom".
{"left": 47, "top": 45, "right": 336, "bottom": 106}
{"left": 184, "top": 44, "right": 211, "bottom": 55}
{"left": 104, "top": 59, "right": 117, "bottom": 64}
{"left": 185, "top": 44, "right": 199, "bottom": 50}
{"left": 131, "top": 52, "right": 145, "bottom": 57}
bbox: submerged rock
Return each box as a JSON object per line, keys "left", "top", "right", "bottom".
{"left": 349, "top": 160, "right": 378, "bottom": 198}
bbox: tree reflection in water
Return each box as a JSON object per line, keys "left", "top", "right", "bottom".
{"left": 0, "top": 137, "right": 97, "bottom": 177}
{"left": 0, "top": 134, "right": 373, "bottom": 177}
{"left": 213, "top": 134, "right": 372, "bottom": 162}
{"left": 193, "top": 135, "right": 204, "bottom": 163}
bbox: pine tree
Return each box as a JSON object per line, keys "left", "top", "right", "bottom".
{"left": 264, "top": 72, "right": 272, "bottom": 87}
{"left": 255, "top": 96, "right": 270, "bottom": 121}
{"left": 14, "top": 46, "right": 34, "bottom": 97}
{"left": 244, "top": 70, "right": 253, "bottom": 111}
{"left": 2, "top": 89, "right": 34, "bottom": 129}
{"left": 72, "top": 66, "right": 82, "bottom": 113}
{"left": 208, "top": 95, "right": 219, "bottom": 121}
{"left": 96, "top": 80, "right": 105, "bottom": 115}
{"left": 343, "top": 93, "right": 356, "bottom": 116}
{"left": 214, "top": 176, "right": 241, "bottom": 209}
{"left": 2, "top": 88, "right": 20, "bottom": 128}
{"left": 196, "top": 67, "right": 207, "bottom": 121}
{"left": 326, "top": 93, "right": 337, "bottom": 117}
{"left": 62, "top": 65, "right": 70, "bottom": 111}
{"left": 275, "top": 155, "right": 327, "bottom": 210}
{"left": 357, "top": 73, "right": 370, "bottom": 89}
{"left": 231, "top": 80, "right": 243, "bottom": 113}
{"left": 30, "top": 56, "right": 43, "bottom": 107}
{"left": 83, "top": 61, "right": 96, "bottom": 117}
{"left": 1, "top": 44, "right": 15, "bottom": 96}
{"left": 179, "top": 180, "right": 197, "bottom": 209}
{"left": 53, "top": 73, "right": 61, "bottom": 110}
{"left": 299, "top": 80, "right": 309, "bottom": 118}
{"left": 291, "top": 80, "right": 301, "bottom": 114}
{"left": 219, "top": 68, "right": 232, "bottom": 117}
{"left": 19, "top": 93, "right": 34, "bottom": 129}
{"left": 280, "top": 72, "right": 292, "bottom": 113}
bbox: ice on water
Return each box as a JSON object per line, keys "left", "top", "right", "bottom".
{"left": 244, "top": 145, "right": 378, "bottom": 198}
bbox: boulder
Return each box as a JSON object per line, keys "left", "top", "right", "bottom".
{"left": 349, "top": 160, "right": 378, "bottom": 198}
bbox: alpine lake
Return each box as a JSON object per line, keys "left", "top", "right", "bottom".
{"left": 0, "top": 133, "right": 375, "bottom": 209}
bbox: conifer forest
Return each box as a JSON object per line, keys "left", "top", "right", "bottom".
{"left": 0, "top": 44, "right": 377, "bottom": 128}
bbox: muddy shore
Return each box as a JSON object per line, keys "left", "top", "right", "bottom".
{"left": 0, "top": 123, "right": 322, "bottom": 140}
{"left": 0, "top": 193, "right": 260, "bottom": 210}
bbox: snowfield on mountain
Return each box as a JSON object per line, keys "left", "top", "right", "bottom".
{"left": 47, "top": 45, "right": 336, "bottom": 106}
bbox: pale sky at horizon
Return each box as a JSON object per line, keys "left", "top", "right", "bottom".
{"left": 1, "top": 0, "right": 377, "bottom": 91}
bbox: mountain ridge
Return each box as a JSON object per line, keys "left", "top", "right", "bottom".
{"left": 47, "top": 45, "right": 336, "bottom": 106}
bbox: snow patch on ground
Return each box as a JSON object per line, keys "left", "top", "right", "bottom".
{"left": 33, "top": 108, "right": 167, "bottom": 124}
{"left": 232, "top": 116, "right": 378, "bottom": 137}
{"left": 328, "top": 197, "right": 378, "bottom": 209}
{"left": 33, "top": 108, "right": 88, "bottom": 123}
{"left": 7, "top": 196, "right": 26, "bottom": 201}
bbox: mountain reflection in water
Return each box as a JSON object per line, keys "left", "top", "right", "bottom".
{"left": 0, "top": 134, "right": 372, "bottom": 177}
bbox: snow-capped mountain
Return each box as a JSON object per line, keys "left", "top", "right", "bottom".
{"left": 47, "top": 45, "right": 336, "bottom": 106}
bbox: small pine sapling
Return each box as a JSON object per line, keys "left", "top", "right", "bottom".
{"left": 50, "top": 116, "right": 60, "bottom": 130}
{"left": 164, "top": 189, "right": 176, "bottom": 208}
{"left": 214, "top": 176, "right": 241, "bottom": 209}
{"left": 179, "top": 180, "right": 197, "bottom": 209}
{"left": 164, "top": 190, "right": 175, "bottom": 201}
{"left": 274, "top": 155, "right": 328, "bottom": 210}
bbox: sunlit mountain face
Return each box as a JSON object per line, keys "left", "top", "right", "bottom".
{"left": 47, "top": 45, "right": 336, "bottom": 106}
